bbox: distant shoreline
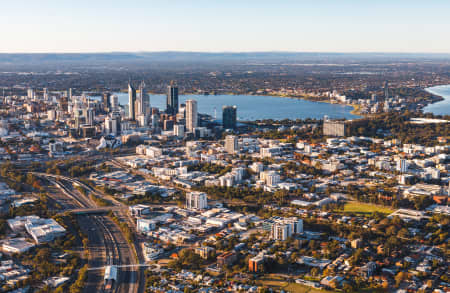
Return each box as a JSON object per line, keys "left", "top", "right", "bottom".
{"left": 200, "top": 92, "right": 364, "bottom": 116}
{"left": 112, "top": 91, "right": 358, "bottom": 121}
{"left": 117, "top": 90, "right": 362, "bottom": 117}
{"left": 423, "top": 84, "right": 450, "bottom": 115}
{"left": 115, "top": 86, "right": 449, "bottom": 118}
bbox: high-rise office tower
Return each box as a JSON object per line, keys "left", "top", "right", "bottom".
{"left": 69, "top": 88, "right": 73, "bottom": 102}
{"left": 43, "top": 88, "right": 49, "bottom": 101}
{"left": 102, "top": 92, "right": 111, "bottom": 111}
{"left": 151, "top": 114, "right": 159, "bottom": 129}
{"left": 128, "top": 82, "right": 136, "bottom": 120}
{"left": 163, "top": 119, "right": 174, "bottom": 131}
{"left": 166, "top": 81, "right": 178, "bottom": 115}
{"left": 174, "top": 124, "right": 184, "bottom": 137}
{"left": 225, "top": 135, "right": 238, "bottom": 154}
{"left": 85, "top": 108, "right": 94, "bottom": 126}
{"left": 222, "top": 105, "right": 237, "bottom": 129}
{"left": 185, "top": 99, "right": 198, "bottom": 132}
{"left": 104, "top": 112, "right": 121, "bottom": 135}
{"left": 138, "top": 80, "right": 150, "bottom": 117}
{"left": 27, "top": 88, "right": 35, "bottom": 100}
{"left": 134, "top": 99, "right": 141, "bottom": 119}
{"left": 110, "top": 95, "right": 118, "bottom": 110}
{"left": 137, "top": 114, "right": 148, "bottom": 127}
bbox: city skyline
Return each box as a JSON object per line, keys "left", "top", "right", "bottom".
{"left": 2, "top": 0, "right": 450, "bottom": 53}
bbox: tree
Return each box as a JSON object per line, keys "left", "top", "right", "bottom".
{"left": 352, "top": 249, "right": 364, "bottom": 265}
{"left": 398, "top": 228, "right": 409, "bottom": 238}
{"left": 343, "top": 282, "right": 356, "bottom": 293}
{"left": 386, "top": 225, "right": 397, "bottom": 236}
{"left": 395, "top": 271, "right": 407, "bottom": 286}
{"left": 310, "top": 267, "right": 319, "bottom": 277}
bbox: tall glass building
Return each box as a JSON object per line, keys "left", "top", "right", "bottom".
{"left": 222, "top": 105, "right": 237, "bottom": 129}
{"left": 166, "top": 81, "right": 179, "bottom": 115}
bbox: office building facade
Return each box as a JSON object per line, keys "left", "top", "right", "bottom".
{"left": 166, "top": 82, "right": 179, "bottom": 115}
{"left": 128, "top": 83, "right": 136, "bottom": 120}
{"left": 225, "top": 135, "right": 238, "bottom": 154}
{"left": 222, "top": 105, "right": 237, "bottom": 129}
{"left": 185, "top": 99, "right": 198, "bottom": 132}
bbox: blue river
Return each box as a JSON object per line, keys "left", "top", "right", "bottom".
{"left": 112, "top": 92, "right": 359, "bottom": 121}
{"left": 424, "top": 85, "right": 450, "bottom": 116}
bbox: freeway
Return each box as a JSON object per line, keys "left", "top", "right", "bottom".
{"left": 35, "top": 171, "right": 148, "bottom": 293}
{"left": 36, "top": 173, "right": 139, "bottom": 293}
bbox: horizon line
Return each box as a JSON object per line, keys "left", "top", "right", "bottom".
{"left": 0, "top": 50, "right": 450, "bottom": 55}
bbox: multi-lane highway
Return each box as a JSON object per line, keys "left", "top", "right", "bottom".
{"left": 37, "top": 171, "right": 148, "bottom": 293}
{"left": 36, "top": 173, "right": 139, "bottom": 293}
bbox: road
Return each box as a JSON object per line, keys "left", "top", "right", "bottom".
{"left": 36, "top": 173, "right": 139, "bottom": 293}
{"left": 36, "top": 171, "right": 148, "bottom": 293}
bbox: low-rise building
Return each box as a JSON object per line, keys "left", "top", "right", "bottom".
{"left": 249, "top": 254, "right": 265, "bottom": 272}
{"left": 185, "top": 192, "right": 207, "bottom": 210}
{"left": 1, "top": 238, "right": 35, "bottom": 254}
{"left": 137, "top": 218, "right": 157, "bottom": 233}
{"left": 217, "top": 251, "right": 237, "bottom": 267}
{"left": 24, "top": 218, "right": 66, "bottom": 244}
{"left": 194, "top": 246, "right": 215, "bottom": 259}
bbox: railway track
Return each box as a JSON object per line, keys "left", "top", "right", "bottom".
{"left": 94, "top": 216, "right": 120, "bottom": 293}
{"left": 36, "top": 173, "right": 136, "bottom": 293}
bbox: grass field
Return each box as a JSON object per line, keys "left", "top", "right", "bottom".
{"left": 259, "top": 276, "right": 333, "bottom": 293}
{"left": 343, "top": 201, "right": 394, "bottom": 215}
{"left": 284, "top": 283, "right": 333, "bottom": 293}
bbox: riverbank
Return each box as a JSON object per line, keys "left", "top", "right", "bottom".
{"left": 220, "top": 92, "right": 365, "bottom": 117}
{"left": 350, "top": 104, "right": 362, "bottom": 115}
{"left": 423, "top": 84, "right": 450, "bottom": 116}
{"left": 255, "top": 93, "right": 365, "bottom": 116}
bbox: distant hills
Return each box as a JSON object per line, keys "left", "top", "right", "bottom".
{"left": 0, "top": 51, "right": 449, "bottom": 66}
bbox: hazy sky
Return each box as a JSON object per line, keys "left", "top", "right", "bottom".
{"left": 2, "top": 0, "right": 450, "bottom": 53}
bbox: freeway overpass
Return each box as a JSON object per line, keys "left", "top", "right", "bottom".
{"left": 65, "top": 206, "right": 123, "bottom": 215}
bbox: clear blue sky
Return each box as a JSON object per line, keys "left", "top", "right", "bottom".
{"left": 1, "top": 0, "right": 449, "bottom": 53}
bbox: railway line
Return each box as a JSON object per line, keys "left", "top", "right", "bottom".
{"left": 36, "top": 173, "right": 138, "bottom": 293}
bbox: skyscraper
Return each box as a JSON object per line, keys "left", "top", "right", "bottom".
{"left": 174, "top": 124, "right": 185, "bottom": 137}
{"left": 85, "top": 108, "right": 94, "bottom": 126}
{"left": 43, "top": 88, "right": 49, "bottom": 101}
{"left": 128, "top": 82, "right": 136, "bottom": 120}
{"left": 222, "top": 105, "right": 237, "bottom": 129}
{"left": 185, "top": 99, "right": 198, "bottom": 132}
{"left": 27, "top": 88, "right": 35, "bottom": 100}
{"left": 110, "top": 95, "right": 118, "bottom": 110}
{"left": 166, "top": 81, "right": 178, "bottom": 115}
{"left": 225, "top": 135, "right": 238, "bottom": 154}
{"left": 138, "top": 80, "right": 150, "bottom": 117}
{"left": 102, "top": 92, "right": 111, "bottom": 111}
{"left": 104, "top": 112, "right": 121, "bottom": 135}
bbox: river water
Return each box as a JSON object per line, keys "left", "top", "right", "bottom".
{"left": 113, "top": 92, "right": 359, "bottom": 121}
{"left": 424, "top": 85, "right": 450, "bottom": 116}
